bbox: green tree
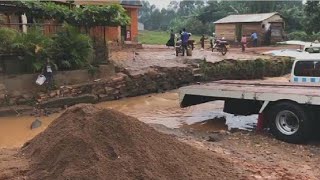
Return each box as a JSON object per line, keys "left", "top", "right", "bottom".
{"left": 304, "top": 1, "right": 320, "bottom": 34}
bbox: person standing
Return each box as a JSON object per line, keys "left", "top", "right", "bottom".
{"left": 166, "top": 29, "right": 175, "bottom": 48}
{"left": 265, "top": 27, "right": 272, "bottom": 46}
{"left": 43, "top": 58, "right": 53, "bottom": 91}
{"left": 181, "top": 28, "right": 190, "bottom": 56}
{"left": 251, "top": 32, "right": 258, "bottom": 47}
{"left": 241, "top": 34, "right": 247, "bottom": 52}
{"left": 210, "top": 33, "right": 215, "bottom": 49}
{"left": 200, "top": 34, "right": 207, "bottom": 50}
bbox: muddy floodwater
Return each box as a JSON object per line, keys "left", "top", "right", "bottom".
{"left": 0, "top": 90, "right": 257, "bottom": 148}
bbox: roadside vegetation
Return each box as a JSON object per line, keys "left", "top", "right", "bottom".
{"left": 138, "top": 30, "right": 201, "bottom": 45}
{"left": 0, "top": 1, "right": 130, "bottom": 74}
{"left": 0, "top": 25, "right": 93, "bottom": 73}
{"left": 200, "top": 58, "right": 293, "bottom": 81}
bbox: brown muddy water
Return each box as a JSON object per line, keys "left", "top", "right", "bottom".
{"left": 0, "top": 90, "right": 258, "bottom": 148}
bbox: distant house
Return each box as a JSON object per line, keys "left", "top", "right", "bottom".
{"left": 214, "top": 12, "right": 285, "bottom": 45}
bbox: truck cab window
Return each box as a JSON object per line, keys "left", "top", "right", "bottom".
{"left": 294, "top": 61, "right": 320, "bottom": 77}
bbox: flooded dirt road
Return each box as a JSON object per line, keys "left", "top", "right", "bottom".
{"left": 0, "top": 91, "right": 256, "bottom": 148}
{"left": 0, "top": 114, "right": 59, "bottom": 148}
{"left": 2, "top": 76, "right": 320, "bottom": 179}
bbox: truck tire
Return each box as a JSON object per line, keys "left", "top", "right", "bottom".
{"left": 268, "top": 102, "right": 312, "bottom": 144}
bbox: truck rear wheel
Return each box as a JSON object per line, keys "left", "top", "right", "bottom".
{"left": 268, "top": 102, "right": 312, "bottom": 144}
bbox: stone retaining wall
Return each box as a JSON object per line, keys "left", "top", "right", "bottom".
{"left": 35, "top": 66, "right": 194, "bottom": 108}
{"left": 0, "top": 64, "right": 115, "bottom": 105}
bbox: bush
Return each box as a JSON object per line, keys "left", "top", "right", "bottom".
{"left": 288, "top": 31, "right": 320, "bottom": 42}
{"left": 0, "top": 28, "right": 20, "bottom": 54}
{"left": 46, "top": 24, "right": 94, "bottom": 71}
{"left": 0, "top": 24, "right": 94, "bottom": 73}
{"left": 12, "top": 26, "right": 52, "bottom": 72}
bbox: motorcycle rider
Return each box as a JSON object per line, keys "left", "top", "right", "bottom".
{"left": 213, "top": 36, "right": 225, "bottom": 48}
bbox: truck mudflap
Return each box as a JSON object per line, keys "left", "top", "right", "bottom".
{"left": 180, "top": 94, "right": 217, "bottom": 108}
{"left": 223, "top": 99, "right": 262, "bottom": 116}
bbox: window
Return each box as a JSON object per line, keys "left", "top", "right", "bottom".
{"left": 305, "top": 47, "right": 320, "bottom": 53}
{"left": 294, "top": 61, "right": 320, "bottom": 77}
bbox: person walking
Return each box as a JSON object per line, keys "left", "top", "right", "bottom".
{"left": 181, "top": 28, "right": 190, "bottom": 56}
{"left": 251, "top": 32, "right": 258, "bottom": 47}
{"left": 241, "top": 34, "right": 247, "bottom": 52}
{"left": 166, "top": 29, "right": 175, "bottom": 48}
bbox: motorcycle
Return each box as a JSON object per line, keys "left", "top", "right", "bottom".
{"left": 175, "top": 39, "right": 194, "bottom": 56}
{"left": 212, "top": 39, "right": 229, "bottom": 55}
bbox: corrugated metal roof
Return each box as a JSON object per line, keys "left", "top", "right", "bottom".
{"left": 214, "top": 12, "right": 279, "bottom": 24}
{"left": 120, "top": 0, "right": 142, "bottom": 6}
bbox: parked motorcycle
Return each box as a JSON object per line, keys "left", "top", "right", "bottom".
{"left": 212, "top": 39, "right": 229, "bottom": 55}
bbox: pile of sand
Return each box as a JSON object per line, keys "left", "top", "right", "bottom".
{"left": 21, "top": 104, "right": 244, "bottom": 179}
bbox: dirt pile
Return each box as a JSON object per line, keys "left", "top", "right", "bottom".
{"left": 21, "top": 104, "right": 245, "bottom": 180}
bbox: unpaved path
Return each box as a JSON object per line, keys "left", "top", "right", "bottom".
{"left": 0, "top": 43, "right": 312, "bottom": 179}
{"left": 180, "top": 130, "right": 320, "bottom": 180}
{"left": 110, "top": 44, "right": 298, "bottom": 71}
{"left": 2, "top": 86, "right": 320, "bottom": 179}
{"left": 0, "top": 148, "right": 29, "bottom": 180}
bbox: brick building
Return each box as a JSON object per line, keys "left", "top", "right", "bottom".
{"left": 0, "top": 0, "right": 142, "bottom": 43}
{"left": 73, "top": 0, "right": 142, "bottom": 42}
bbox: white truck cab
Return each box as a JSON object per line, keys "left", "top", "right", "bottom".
{"left": 290, "top": 56, "right": 320, "bottom": 83}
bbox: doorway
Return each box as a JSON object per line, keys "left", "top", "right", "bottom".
{"left": 236, "top": 24, "right": 242, "bottom": 42}
{"left": 121, "top": 26, "right": 126, "bottom": 42}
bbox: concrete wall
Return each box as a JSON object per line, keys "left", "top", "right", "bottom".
{"left": 0, "top": 64, "right": 115, "bottom": 96}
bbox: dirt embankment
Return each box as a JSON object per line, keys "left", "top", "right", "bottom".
{"left": 0, "top": 56, "right": 293, "bottom": 117}
{"left": 14, "top": 104, "right": 247, "bottom": 180}
{"left": 200, "top": 58, "right": 293, "bottom": 81}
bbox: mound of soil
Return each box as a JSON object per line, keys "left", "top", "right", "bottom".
{"left": 21, "top": 104, "right": 244, "bottom": 180}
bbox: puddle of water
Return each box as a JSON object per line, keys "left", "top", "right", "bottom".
{"left": 0, "top": 114, "right": 60, "bottom": 148}
{"left": 98, "top": 91, "right": 257, "bottom": 130}
{"left": 0, "top": 91, "right": 257, "bottom": 148}
{"left": 181, "top": 117, "right": 228, "bottom": 132}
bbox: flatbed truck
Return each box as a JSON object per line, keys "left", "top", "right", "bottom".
{"left": 179, "top": 57, "right": 320, "bottom": 143}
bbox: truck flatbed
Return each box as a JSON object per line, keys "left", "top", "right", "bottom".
{"left": 179, "top": 80, "right": 320, "bottom": 107}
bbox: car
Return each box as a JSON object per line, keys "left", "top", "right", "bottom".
{"left": 263, "top": 40, "right": 320, "bottom": 58}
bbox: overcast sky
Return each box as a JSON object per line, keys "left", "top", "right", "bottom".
{"left": 147, "top": 0, "right": 175, "bottom": 9}
{"left": 144, "top": 0, "right": 306, "bottom": 9}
